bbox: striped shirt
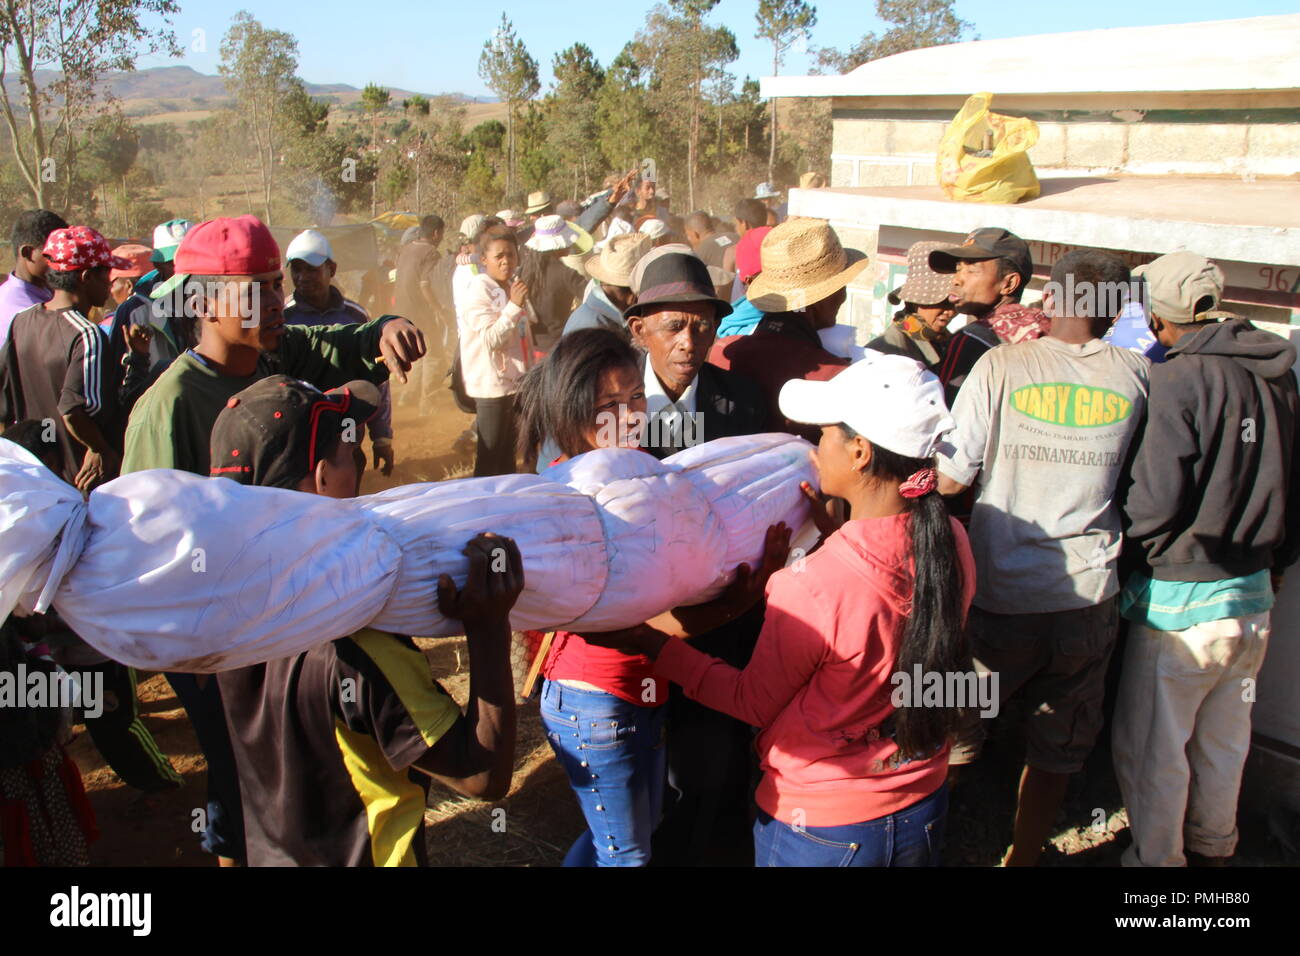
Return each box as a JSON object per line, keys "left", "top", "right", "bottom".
{"left": 1, "top": 303, "right": 119, "bottom": 483}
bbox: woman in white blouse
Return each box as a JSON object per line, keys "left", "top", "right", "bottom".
{"left": 457, "top": 224, "right": 534, "bottom": 475}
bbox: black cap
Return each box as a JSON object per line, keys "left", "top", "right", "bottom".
{"left": 209, "top": 374, "right": 381, "bottom": 489}
{"left": 928, "top": 227, "right": 1033, "bottom": 283}
{"left": 622, "top": 251, "right": 733, "bottom": 321}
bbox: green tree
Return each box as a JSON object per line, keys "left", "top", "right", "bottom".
{"left": 595, "top": 46, "right": 655, "bottom": 178}
{"left": 81, "top": 115, "right": 139, "bottom": 234}
{"left": 218, "top": 11, "right": 300, "bottom": 224}
{"left": 516, "top": 102, "right": 554, "bottom": 196}
{"left": 0, "top": 0, "right": 180, "bottom": 210}
{"left": 478, "top": 13, "right": 539, "bottom": 199}
{"left": 755, "top": 0, "right": 817, "bottom": 182}
{"left": 635, "top": 1, "right": 737, "bottom": 208}
{"left": 463, "top": 119, "right": 506, "bottom": 209}
{"left": 546, "top": 43, "right": 605, "bottom": 197}
{"left": 360, "top": 83, "right": 391, "bottom": 216}
{"left": 819, "top": 0, "right": 972, "bottom": 71}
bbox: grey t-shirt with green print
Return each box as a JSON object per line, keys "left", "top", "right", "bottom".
{"left": 937, "top": 336, "right": 1150, "bottom": 614}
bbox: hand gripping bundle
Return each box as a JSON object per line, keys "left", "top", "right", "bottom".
{"left": 0, "top": 433, "right": 816, "bottom": 672}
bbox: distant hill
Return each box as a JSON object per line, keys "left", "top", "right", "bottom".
{"left": 3, "top": 65, "right": 493, "bottom": 118}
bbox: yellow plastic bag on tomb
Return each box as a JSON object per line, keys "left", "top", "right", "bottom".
{"left": 936, "top": 92, "right": 1040, "bottom": 204}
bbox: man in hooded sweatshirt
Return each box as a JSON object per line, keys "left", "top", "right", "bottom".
{"left": 1115, "top": 251, "right": 1300, "bottom": 868}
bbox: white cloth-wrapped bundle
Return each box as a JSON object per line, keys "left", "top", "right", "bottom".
{"left": 0, "top": 433, "right": 815, "bottom": 672}
{"left": 549, "top": 449, "right": 728, "bottom": 630}
{"left": 667, "top": 433, "right": 818, "bottom": 601}
{"left": 0, "top": 443, "right": 89, "bottom": 620}
{"left": 361, "top": 474, "right": 608, "bottom": 636}
{"left": 57, "top": 470, "right": 403, "bottom": 672}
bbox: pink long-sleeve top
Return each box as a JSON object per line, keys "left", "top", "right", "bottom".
{"left": 655, "top": 513, "right": 976, "bottom": 828}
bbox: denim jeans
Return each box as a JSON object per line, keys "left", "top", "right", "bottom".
{"left": 752, "top": 783, "right": 948, "bottom": 867}
{"left": 540, "top": 679, "right": 668, "bottom": 867}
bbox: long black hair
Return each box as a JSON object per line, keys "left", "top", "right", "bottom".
{"left": 516, "top": 328, "right": 641, "bottom": 470}
{"left": 842, "top": 424, "right": 969, "bottom": 759}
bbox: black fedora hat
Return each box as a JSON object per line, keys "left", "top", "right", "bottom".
{"left": 623, "top": 251, "right": 733, "bottom": 321}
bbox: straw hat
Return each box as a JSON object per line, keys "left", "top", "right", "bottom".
{"left": 586, "top": 232, "right": 652, "bottom": 288}
{"left": 888, "top": 241, "right": 955, "bottom": 307}
{"left": 746, "top": 218, "right": 869, "bottom": 312}
{"left": 525, "top": 191, "right": 553, "bottom": 215}
{"left": 799, "top": 171, "right": 827, "bottom": 190}
{"left": 525, "top": 214, "right": 593, "bottom": 254}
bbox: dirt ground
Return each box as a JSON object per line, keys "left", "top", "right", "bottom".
{"left": 68, "top": 387, "right": 1291, "bottom": 867}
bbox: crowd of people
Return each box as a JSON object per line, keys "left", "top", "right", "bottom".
{"left": 0, "top": 166, "right": 1295, "bottom": 869}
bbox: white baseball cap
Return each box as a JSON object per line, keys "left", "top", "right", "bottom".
{"left": 150, "top": 218, "right": 193, "bottom": 263}
{"left": 778, "top": 351, "right": 955, "bottom": 459}
{"left": 639, "top": 218, "right": 668, "bottom": 240}
{"left": 285, "top": 229, "right": 334, "bottom": 267}
{"left": 754, "top": 182, "right": 780, "bottom": 200}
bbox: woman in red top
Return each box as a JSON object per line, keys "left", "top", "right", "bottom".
{"left": 516, "top": 328, "right": 780, "bottom": 866}
{"left": 582, "top": 353, "right": 976, "bottom": 866}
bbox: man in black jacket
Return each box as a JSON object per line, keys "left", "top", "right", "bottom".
{"left": 1115, "top": 251, "right": 1300, "bottom": 867}
{"left": 624, "top": 249, "right": 768, "bottom": 458}
{"left": 622, "top": 250, "right": 770, "bottom": 864}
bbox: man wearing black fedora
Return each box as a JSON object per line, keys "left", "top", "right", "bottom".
{"left": 624, "top": 248, "right": 768, "bottom": 460}
{"left": 621, "top": 248, "right": 770, "bottom": 865}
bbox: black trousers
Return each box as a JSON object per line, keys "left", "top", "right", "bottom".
{"left": 473, "top": 395, "right": 518, "bottom": 477}
{"left": 652, "top": 603, "right": 766, "bottom": 866}
{"left": 82, "top": 661, "right": 183, "bottom": 793}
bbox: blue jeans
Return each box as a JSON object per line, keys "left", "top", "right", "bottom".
{"left": 540, "top": 680, "right": 668, "bottom": 867}
{"left": 753, "top": 783, "right": 948, "bottom": 867}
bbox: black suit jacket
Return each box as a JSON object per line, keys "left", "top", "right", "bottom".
{"left": 641, "top": 359, "right": 771, "bottom": 460}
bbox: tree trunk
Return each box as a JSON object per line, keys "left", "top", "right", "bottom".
{"left": 768, "top": 47, "right": 779, "bottom": 183}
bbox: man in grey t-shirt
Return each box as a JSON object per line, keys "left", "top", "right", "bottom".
{"left": 937, "top": 250, "right": 1149, "bottom": 867}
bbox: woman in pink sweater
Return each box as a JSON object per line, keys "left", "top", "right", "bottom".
{"left": 582, "top": 352, "right": 976, "bottom": 866}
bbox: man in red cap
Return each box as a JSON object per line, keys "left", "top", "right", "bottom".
{"left": 119, "top": 214, "right": 426, "bottom": 868}
{"left": 108, "top": 244, "right": 153, "bottom": 310}
{"left": 1, "top": 225, "right": 128, "bottom": 491}
{"left": 122, "top": 214, "right": 425, "bottom": 477}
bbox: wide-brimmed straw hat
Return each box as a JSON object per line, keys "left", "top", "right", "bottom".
{"left": 525, "top": 191, "right": 553, "bottom": 215}
{"left": 746, "top": 218, "right": 869, "bottom": 312}
{"left": 525, "top": 214, "right": 593, "bottom": 254}
{"left": 586, "top": 232, "right": 652, "bottom": 288}
{"left": 888, "top": 241, "right": 954, "bottom": 306}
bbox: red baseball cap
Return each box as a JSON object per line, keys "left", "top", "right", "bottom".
{"left": 735, "top": 225, "right": 772, "bottom": 286}
{"left": 43, "top": 226, "right": 131, "bottom": 272}
{"left": 152, "top": 214, "right": 282, "bottom": 301}
{"left": 110, "top": 243, "right": 153, "bottom": 281}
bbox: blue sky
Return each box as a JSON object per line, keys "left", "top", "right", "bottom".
{"left": 134, "top": 1, "right": 1296, "bottom": 97}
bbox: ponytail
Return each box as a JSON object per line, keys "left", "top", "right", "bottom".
{"left": 849, "top": 428, "right": 968, "bottom": 759}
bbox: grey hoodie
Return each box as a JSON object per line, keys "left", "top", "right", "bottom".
{"left": 1124, "top": 317, "right": 1300, "bottom": 581}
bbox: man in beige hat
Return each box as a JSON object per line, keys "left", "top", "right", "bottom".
{"left": 562, "top": 233, "right": 652, "bottom": 339}
{"left": 709, "top": 217, "right": 864, "bottom": 438}
{"left": 525, "top": 191, "right": 553, "bottom": 221}
{"left": 867, "top": 240, "right": 957, "bottom": 371}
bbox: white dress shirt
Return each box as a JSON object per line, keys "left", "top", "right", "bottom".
{"left": 644, "top": 359, "right": 699, "bottom": 450}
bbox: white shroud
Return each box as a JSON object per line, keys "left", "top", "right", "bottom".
{"left": 0, "top": 433, "right": 816, "bottom": 672}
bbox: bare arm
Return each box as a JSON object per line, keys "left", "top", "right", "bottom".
{"left": 62, "top": 407, "right": 119, "bottom": 494}
{"left": 413, "top": 534, "right": 522, "bottom": 800}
